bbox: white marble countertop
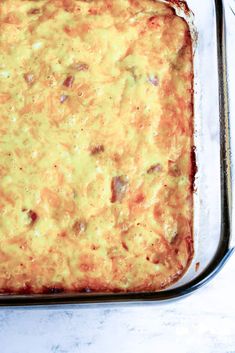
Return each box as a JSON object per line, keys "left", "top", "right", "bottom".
{"left": 0, "top": 2, "right": 235, "bottom": 353}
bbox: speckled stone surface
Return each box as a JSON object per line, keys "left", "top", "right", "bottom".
{"left": 0, "top": 3, "right": 235, "bottom": 353}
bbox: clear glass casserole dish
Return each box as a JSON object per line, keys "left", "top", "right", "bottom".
{"left": 0, "top": 0, "right": 234, "bottom": 305}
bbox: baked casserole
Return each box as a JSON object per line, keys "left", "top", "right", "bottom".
{"left": 0, "top": 0, "right": 194, "bottom": 293}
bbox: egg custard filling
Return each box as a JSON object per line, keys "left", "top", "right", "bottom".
{"left": 0, "top": 0, "right": 194, "bottom": 293}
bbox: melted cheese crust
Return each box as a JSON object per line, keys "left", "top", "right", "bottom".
{"left": 0, "top": 0, "right": 194, "bottom": 293}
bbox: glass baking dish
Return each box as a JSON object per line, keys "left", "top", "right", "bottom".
{"left": 0, "top": 0, "right": 234, "bottom": 306}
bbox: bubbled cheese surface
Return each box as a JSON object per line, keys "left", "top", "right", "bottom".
{"left": 0, "top": 0, "right": 194, "bottom": 293}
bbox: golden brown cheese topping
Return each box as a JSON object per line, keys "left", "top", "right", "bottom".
{"left": 0, "top": 0, "right": 194, "bottom": 293}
